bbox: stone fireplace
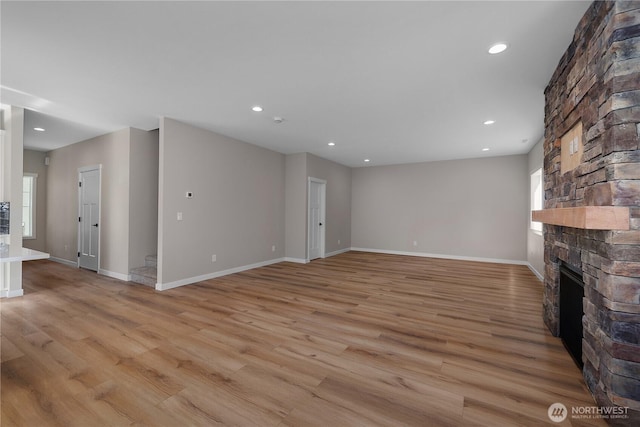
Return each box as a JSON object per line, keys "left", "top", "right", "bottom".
{"left": 536, "top": 1, "right": 640, "bottom": 423}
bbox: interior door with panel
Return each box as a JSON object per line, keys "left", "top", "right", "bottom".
{"left": 78, "top": 166, "right": 100, "bottom": 271}
{"left": 308, "top": 178, "right": 326, "bottom": 261}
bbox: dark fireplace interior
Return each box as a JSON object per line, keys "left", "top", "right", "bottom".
{"left": 559, "top": 263, "right": 584, "bottom": 370}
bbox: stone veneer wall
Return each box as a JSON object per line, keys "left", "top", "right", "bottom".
{"left": 543, "top": 1, "right": 640, "bottom": 422}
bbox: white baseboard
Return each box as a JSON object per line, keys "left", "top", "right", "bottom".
{"left": 50, "top": 257, "right": 130, "bottom": 282}
{"left": 98, "top": 269, "right": 131, "bottom": 282}
{"left": 284, "top": 248, "right": 350, "bottom": 264}
{"left": 350, "top": 247, "right": 529, "bottom": 266}
{"left": 49, "top": 256, "right": 78, "bottom": 268}
{"left": 283, "top": 257, "right": 308, "bottom": 264}
{"left": 156, "top": 257, "right": 286, "bottom": 291}
{"left": 151, "top": 248, "right": 539, "bottom": 292}
{"left": 325, "top": 247, "right": 350, "bottom": 258}
{"left": 0, "top": 289, "right": 24, "bottom": 298}
{"left": 527, "top": 263, "right": 544, "bottom": 282}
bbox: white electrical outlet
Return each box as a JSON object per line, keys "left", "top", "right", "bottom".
{"left": 413, "top": 240, "right": 418, "bottom": 247}
{"left": 212, "top": 254, "right": 216, "bottom": 262}
{"left": 271, "top": 245, "right": 276, "bottom": 252}
{"left": 570, "top": 137, "right": 579, "bottom": 155}
{"left": 177, "top": 212, "right": 183, "bottom": 221}
{"left": 338, "top": 239, "right": 341, "bottom": 245}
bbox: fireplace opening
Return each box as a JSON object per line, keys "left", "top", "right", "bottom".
{"left": 559, "top": 262, "right": 585, "bottom": 369}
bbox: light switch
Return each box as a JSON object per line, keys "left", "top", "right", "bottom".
{"left": 177, "top": 212, "right": 183, "bottom": 221}
{"left": 560, "top": 121, "right": 583, "bottom": 174}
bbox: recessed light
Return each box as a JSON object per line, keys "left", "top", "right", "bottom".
{"left": 328, "top": 142, "right": 336, "bottom": 146}
{"left": 34, "top": 127, "right": 45, "bottom": 132}
{"left": 251, "top": 105, "right": 263, "bottom": 112}
{"left": 488, "top": 43, "right": 508, "bottom": 54}
{"left": 483, "top": 120, "right": 495, "bottom": 125}
{"left": 364, "top": 159, "right": 370, "bottom": 163}
{"left": 482, "top": 148, "right": 490, "bottom": 152}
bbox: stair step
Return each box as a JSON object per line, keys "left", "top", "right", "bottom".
{"left": 130, "top": 266, "right": 157, "bottom": 288}
{"left": 145, "top": 254, "right": 157, "bottom": 268}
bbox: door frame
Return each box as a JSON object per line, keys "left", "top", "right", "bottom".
{"left": 77, "top": 164, "right": 102, "bottom": 271}
{"left": 307, "top": 177, "right": 326, "bottom": 261}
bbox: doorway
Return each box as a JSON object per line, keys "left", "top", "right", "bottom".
{"left": 78, "top": 165, "right": 101, "bottom": 271}
{"left": 307, "top": 177, "right": 326, "bottom": 261}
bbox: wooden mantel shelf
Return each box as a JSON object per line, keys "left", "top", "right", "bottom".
{"left": 532, "top": 207, "right": 630, "bottom": 230}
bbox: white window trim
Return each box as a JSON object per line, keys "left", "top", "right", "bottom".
{"left": 530, "top": 168, "right": 543, "bottom": 235}
{"left": 23, "top": 173, "right": 37, "bottom": 240}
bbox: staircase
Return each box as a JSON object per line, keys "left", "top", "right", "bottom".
{"left": 130, "top": 255, "right": 157, "bottom": 287}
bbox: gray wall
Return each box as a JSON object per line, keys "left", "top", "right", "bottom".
{"left": 38, "top": 115, "right": 535, "bottom": 287}
{"left": 527, "top": 138, "right": 544, "bottom": 279}
{"left": 307, "top": 153, "right": 351, "bottom": 256}
{"left": 23, "top": 149, "right": 48, "bottom": 252}
{"left": 285, "top": 153, "right": 307, "bottom": 260}
{"left": 128, "top": 128, "right": 159, "bottom": 269}
{"left": 158, "top": 117, "right": 285, "bottom": 286}
{"left": 45, "top": 127, "right": 158, "bottom": 278}
{"left": 284, "top": 152, "right": 352, "bottom": 261}
{"left": 351, "top": 155, "right": 528, "bottom": 262}
{"left": 46, "top": 129, "right": 132, "bottom": 276}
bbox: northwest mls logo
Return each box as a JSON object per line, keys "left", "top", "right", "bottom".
{"left": 548, "top": 403, "right": 568, "bottom": 422}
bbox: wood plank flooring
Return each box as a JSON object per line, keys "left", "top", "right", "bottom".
{"left": 1, "top": 252, "right": 605, "bottom": 426}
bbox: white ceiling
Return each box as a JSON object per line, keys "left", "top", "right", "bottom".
{"left": 1, "top": 1, "right": 590, "bottom": 167}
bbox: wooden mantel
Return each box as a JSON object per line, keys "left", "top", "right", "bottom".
{"left": 532, "top": 207, "right": 630, "bottom": 230}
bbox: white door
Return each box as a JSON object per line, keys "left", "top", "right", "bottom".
{"left": 308, "top": 178, "right": 326, "bottom": 260}
{"left": 78, "top": 167, "right": 100, "bottom": 271}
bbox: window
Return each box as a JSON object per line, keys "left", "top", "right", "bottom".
{"left": 23, "top": 173, "right": 37, "bottom": 239}
{"left": 530, "top": 168, "right": 543, "bottom": 233}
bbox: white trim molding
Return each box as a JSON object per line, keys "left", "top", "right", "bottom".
{"left": 156, "top": 257, "right": 286, "bottom": 291}
{"left": 49, "top": 256, "right": 79, "bottom": 268}
{"left": 98, "top": 268, "right": 131, "bottom": 282}
{"left": 50, "top": 257, "right": 130, "bottom": 282}
{"left": 283, "top": 257, "right": 308, "bottom": 264}
{"left": 527, "top": 263, "right": 544, "bottom": 282}
{"left": 325, "top": 247, "right": 350, "bottom": 258}
{"left": 350, "top": 247, "right": 529, "bottom": 266}
{"left": 1, "top": 289, "right": 24, "bottom": 298}
{"left": 22, "top": 173, "right": 38, "bottom": 240}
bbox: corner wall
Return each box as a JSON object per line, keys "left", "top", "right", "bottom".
{"left": 128, "top": 128, "right": 159, "bottom": 269}
{"left": 307, "top": 153, "right": 352, "bottom": 256}
{"left": 284, "top": 152, "right": 352, "bottom": 262}
{"left": 45, "top": 127, "right": 158, "bottom": 279}
{"left": 158, "top": 117, "right": 285, "bottom": 287}
{"left": 46, "top": 129, "right": 132, "bottom": 277}
{"left": 285, "top": 153, "right": 307, "bottom": 261}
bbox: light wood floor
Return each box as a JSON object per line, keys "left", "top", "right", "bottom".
{"left": 2, "top": 252, "right": 604, "bottom": 426}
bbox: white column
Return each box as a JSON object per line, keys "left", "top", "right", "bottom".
{"left": 0, "top": 105, "right": 24, "bottom": 297}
